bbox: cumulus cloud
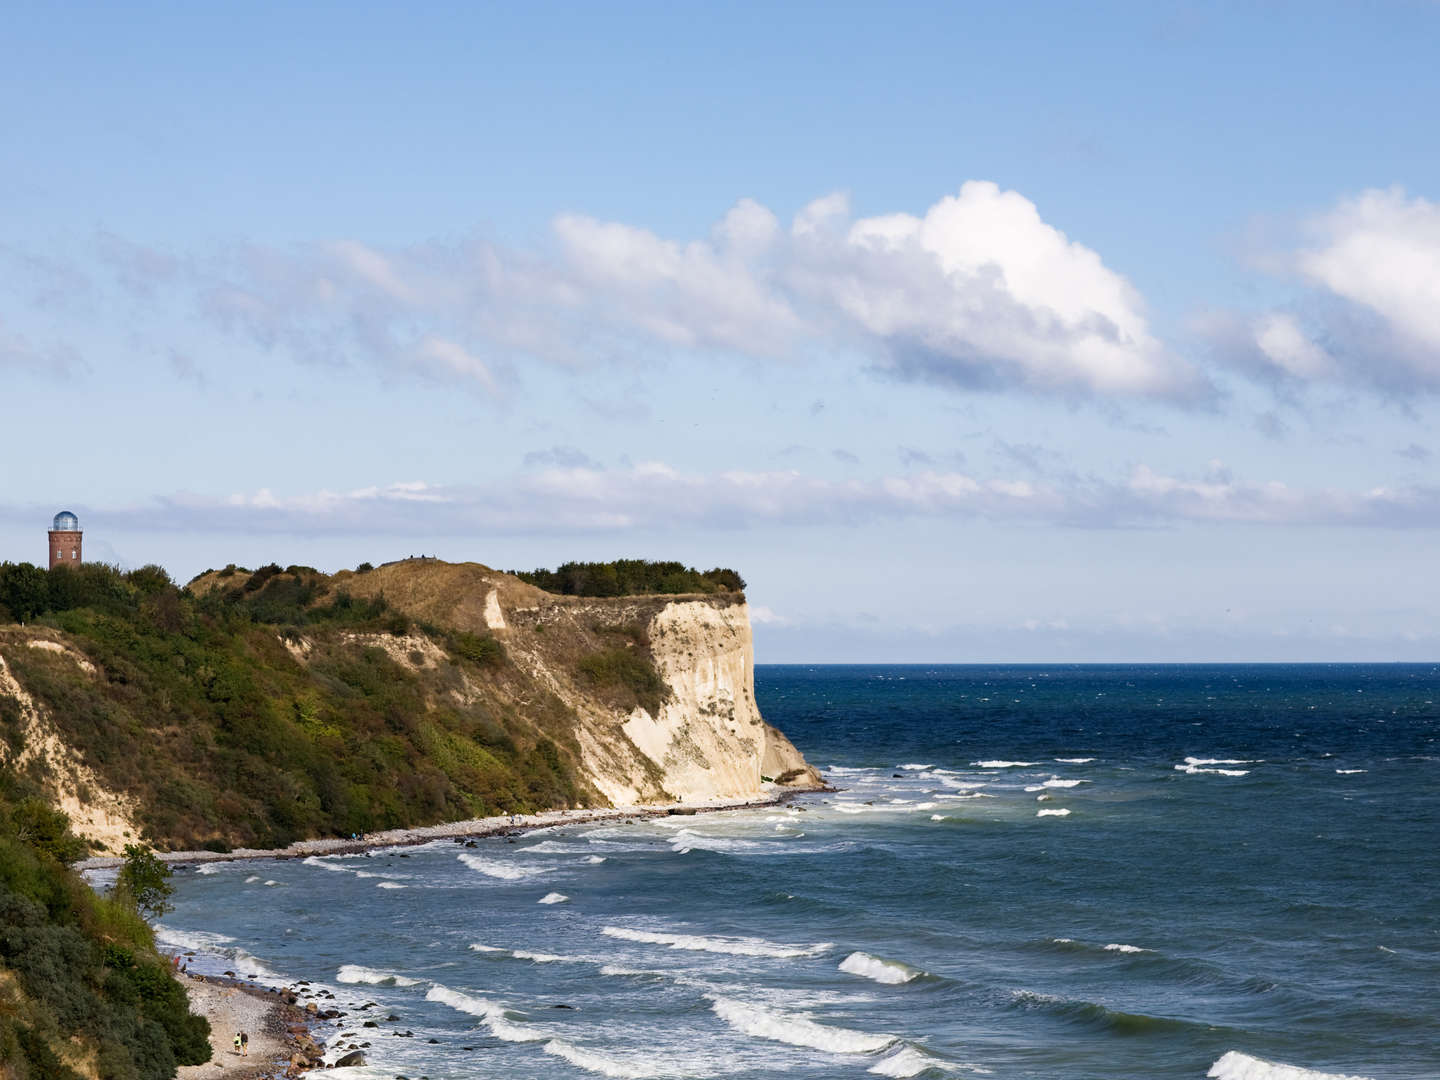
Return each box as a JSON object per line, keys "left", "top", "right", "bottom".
{"left": 67, "top": 182, "right": 1206, "bottom": 403}
{"left": 1207, "top": 187, "right": 1440, "bottom": 393}
{"left": 57, "top": 459, "right": 1440, "bottom": 538}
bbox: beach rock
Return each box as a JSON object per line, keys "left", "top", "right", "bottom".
{"left": 363, "top": 1020, "right": 379, "bottom": 1028}
{"left": 305, "top": 1001, "right": 318, "bottom": 1014}
{"left": 386, "top": 1013, "right": 399, "bottom": 1021}
{"left": 334, "top": 1050, "right": 367, "bottom": 1066}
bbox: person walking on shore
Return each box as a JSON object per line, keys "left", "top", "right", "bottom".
{"left": 233, "top": 1033, "right": 242, "bottom": 1054}
{"left": 241, "top": 1031, "right": 249, "bottom": 1056}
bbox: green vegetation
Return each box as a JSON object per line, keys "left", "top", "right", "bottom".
{"left": 0, "top": 560, "right": 584, "bottom": 850}
{"left": 114, "top": 846, "right": 174, "bottom": 921}
{"left": 577, "top": 647, "right": 668, "bottom": 714}
{"left": 511, "top": 559, "right": 745, "bottom": 597}
{"left": 0, "top": 785, "right": 210, "bottom": 1079}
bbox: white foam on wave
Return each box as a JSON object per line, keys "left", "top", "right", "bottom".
{"left": 263, "top": 880, "right": 279, "bottom": 887}
{"left": 973, "top": 760, "right": 1037, "bottom": 768}
{"left": 1186, "top": 760, "right": 1255, "bottom": 771}
{"left": 377, "top": 881, "right": 406, "bottom": 889}
{"left": 458, "top": 853, "right": 547, "bottom": 880}
{"left": 544, "top": 1039, "right": 661, "bottom": 1079}
{"left": 1176, "top": 762, "right": 1250, "bottom": 776}
{"left": 868, "top": 1046, "right": 936, "bottom": 1077}
{"left": 838, "top": 951, "right": 918, "bottom": 985}
{"left": 1037, "top": 808, "right": 1071, "bottom": 817}
{"left": 154, "top": 925, "right": 236, "bottom": 951}
{"left": 302, "top": 855, "right": 353, "bottom": 873}
{"left": 1054, "top": 757, "right": 1094, "bottom": 763}
{"left": 930, "top": 814, "right": 945, "bottom": 821}
{"left": 336, "top": 964, "right": 421, "bottom": 986}
{"left": 1335, "top": 769, "right": 1367, "bottom": 775}
{"left": 469, "top": 943, "right": 504, "bottom": 952}
{"left": 244, "top": 875, "right": 261, "bottom": 883}
{"left": 512, "top": 950, "right": 569, "bottom": 963}
{"left": 602, "top": 926, "right": 831, "bottom": 958}
{"left": 711, "top": 996, "right": 895, "bottom": 1054}
{"left": 538, "top": 892, "right": 569, "bottom": 904}
{"left": 426, "top": 984, "right": 547, "bottom": 1043}
{"left": 194, "top": 862, "right": 224, "bottom": 875}
{"left": 521, "top": 840, "right": 587, "bottom": 855}
{"left": 870, "top": 1044, "right": 992, "bottom": 1077}
{"left": 584, "top": 855, "right": 607, "bottom": 863}
{"left": 898, "top": 763, "right": 933, "bottom": 771}
{"left": 1042, "top": 778, "right": 1088, "bottom": 788}
{"left": 1103, "top": 943, "right": 1148, "bottom": 954}
{"left": 1207, "top": 1050, "right": 1373, "bottom": 1080}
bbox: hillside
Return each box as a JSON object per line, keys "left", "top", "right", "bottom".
{"left": 0, "top": 558, "right": 821, "bottom": 855}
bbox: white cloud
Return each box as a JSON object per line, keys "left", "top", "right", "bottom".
{"left": 76, "top": 182, "right": 1207, "bottom": 403}
{"left": 1299, "top": 187, "right": 1440, "bottom": 356}
{"left": 58, "top": 460, "right": 1440, "bottom": 538}
{"left": 1208, "top": 187, "right": 1440, "bottom": 392}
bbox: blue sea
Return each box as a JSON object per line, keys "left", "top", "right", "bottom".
{"left": 151, "top": 665, "right": 1439, "bottom": 1080}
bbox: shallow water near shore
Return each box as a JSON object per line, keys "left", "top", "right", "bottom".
{"left": 155, "top": 664, "right": 1439, "bottom": 1079}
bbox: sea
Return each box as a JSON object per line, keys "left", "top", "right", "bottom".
{"left": 145, "top": 664, "right": 1439, "bottom": 1080}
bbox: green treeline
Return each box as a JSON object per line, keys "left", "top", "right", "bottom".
{"left": 511, "top": 559, "right": 745, "bottom": 597}
{"left": 0, "top": 561, "right": 581, "bottom": 851}
{"left": 0, "top": 789, "right": 210, "bottom": 1079}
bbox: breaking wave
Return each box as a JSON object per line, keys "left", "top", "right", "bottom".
{"left": 838, "top": 951, "right": 919, "bottom": 985}
{"left": 1207, "top": 1051, "right": 1374, "bottom": 1080}
{"left": 710, "top": 996, "right": 896, "bottom": 1054}
{"left": 458, "top": 853, "right": 547, "bottom": 880}
{"left": 538, "top": 892, "right": 569, "bottom": 904}
{"left": 543, "top": 1039, "right": 668, "bottom": 1078}
{"left": 602, "top": 926, "right": 831, "bottom": 958}
{"left": 972, "top": 761, "right": 1037, "bottom": 768}
{"left": 336, "top": 964, "right": 420, "bottom": 986}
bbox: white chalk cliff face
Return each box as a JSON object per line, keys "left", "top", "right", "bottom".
{"left": 607, "top": 600, "right": 820, "bottom": 804}
{"left": 501, "top": 596, "right": 822, "bottom": 807}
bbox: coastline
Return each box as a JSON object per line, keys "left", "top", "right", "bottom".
{"left": 76, "top": 788, "right": 820, "bottom": 870}
{"left": 174, "top": 972, "right": 317, "bottom": 1080}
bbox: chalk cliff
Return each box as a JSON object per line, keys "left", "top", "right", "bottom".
{"left": 0, "top": 559, "right": 822, "bottom": 853}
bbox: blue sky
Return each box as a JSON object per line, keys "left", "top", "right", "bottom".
{"left": 4, "top": 1, "right": 1440, "bottom": 660}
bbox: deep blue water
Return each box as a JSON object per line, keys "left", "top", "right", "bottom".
{"left": 144, "top": 665, "right": 1439, "bottom": 1080}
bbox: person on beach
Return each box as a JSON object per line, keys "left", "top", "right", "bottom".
{"left": 241, "top": 1031, "right": 248, "bottom": 1056}
{"left": 233, "top": 1033, "right": 242, "bottom": 1054}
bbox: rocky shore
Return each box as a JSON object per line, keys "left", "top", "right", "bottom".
{"left": 77, "top": 790, "right": 818, "bottom": 871}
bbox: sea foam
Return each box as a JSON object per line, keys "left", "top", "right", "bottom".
{"left": 458, "top": 853, "right": 547, "bottom": 879}
{"left": 973, "top": 760, "right": 1037, "bottom": 768}
{"left": 543, "top": 1039, "right": 660, "bottom": 1079}
{"left": 602, "top": 926, "right": 831, "bottom": 958}
{"left": 336, "top": 964, "right": 420, "bottom": 986}
{"left": 538, "top": 892, "right": 569, "bottom": 904}
{"left": 1207, "top": 1050, "right": 1373, "bottom": 1080}
{"left": 710, "top": 996, "right": 896, "bottom": 1054}
{"left": 838, "top": 951, "right": 918, "bottom": 985}
{"left": 1037, "top": 808, "right": 1071, "bottom": 817}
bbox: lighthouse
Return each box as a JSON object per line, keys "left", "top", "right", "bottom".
{"left": 48, "top": 510, "right": 82, "bottom": 569}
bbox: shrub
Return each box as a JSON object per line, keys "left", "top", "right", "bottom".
{"left": 450, "top": 631, "right": 506, "bottom": 668}
{"left": 577, "top": 648, "right": 667, "bottom": 714}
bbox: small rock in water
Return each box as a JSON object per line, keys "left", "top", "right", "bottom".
{"left": 333, "top": 1049, "right": 366, "bottom": 1067}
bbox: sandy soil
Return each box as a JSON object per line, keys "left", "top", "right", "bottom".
{"left": 75, "top": 791, "right": 809, "bottom": 871}
{"left": 176, "top": 975, "right": 299, "bottom": 1080}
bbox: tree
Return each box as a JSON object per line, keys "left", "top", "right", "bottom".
{"left": 114, "top": 844, "right": 174, "bottom": 920}
{"left": 0, "top": 562, "right": 49, "bottom": 622}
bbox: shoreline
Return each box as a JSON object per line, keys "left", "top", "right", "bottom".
{"left": 174, "top": 972, "right": 320, "bottom": 1080}
{"left": 77, "top": 787, "right": 822, "bottom": 870}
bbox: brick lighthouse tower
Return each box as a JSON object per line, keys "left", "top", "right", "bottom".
{"left": 48, "top": 510, "right": 82, "bottom": 569}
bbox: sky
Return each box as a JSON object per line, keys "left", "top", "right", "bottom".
{"left": 4, "top": 1, "right": 1440, "bottom": 661}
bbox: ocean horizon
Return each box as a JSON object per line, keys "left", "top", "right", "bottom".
{"left": 143, "top": 663, "right": 1439, "bottom": 1079}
